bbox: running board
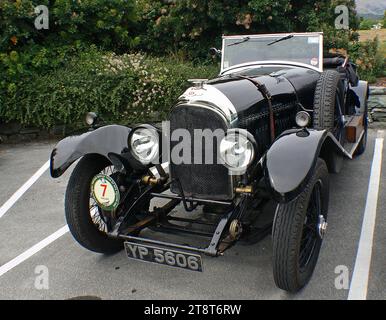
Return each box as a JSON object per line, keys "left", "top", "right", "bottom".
{"left": 344, "top": 130, "right": 365, "bottom": 157}
{"left": 342, "top": 114, "right": 365, "bottom": 158}
{"left": 346, "top": 115, "right": 364, "bottom": 143}
{"left": 327, "top": 132, "right": 354, "bottom": 159}
{"left": 329, "top": 122, "right": 365, "bottom": 159}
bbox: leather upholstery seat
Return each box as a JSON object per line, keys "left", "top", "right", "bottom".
{"left": 323, "top": 54, "right": 359, "bottom": 87}
{"left": 323, "top": 57, "right": 345, "bottom": 69}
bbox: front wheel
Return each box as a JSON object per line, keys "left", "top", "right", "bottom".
{"left": 272, "top": 158, "right": 329, "bottom": 292}
{"left": 65, "top": 155, "right": 140, "bottom": 254}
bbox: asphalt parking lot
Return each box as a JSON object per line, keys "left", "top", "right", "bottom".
{"left": 0, "top": 128, "right": 384, "bottom": 300}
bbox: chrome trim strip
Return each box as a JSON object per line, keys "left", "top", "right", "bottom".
{"left": 178, "top": 84, "right": 238, "bottom": 123}
{"left": 221, "top": 61, "right": 321, "bottom": 74}
{"left": 319, "top": 34, "right": 324, "bottom": 72}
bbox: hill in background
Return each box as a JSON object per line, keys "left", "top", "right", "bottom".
{"left": 356, "top": 0, "right": 386, "bottom": 19}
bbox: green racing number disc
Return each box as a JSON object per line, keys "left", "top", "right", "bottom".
{"left": 91, "top": 174, "right": 120, "bottom": 211}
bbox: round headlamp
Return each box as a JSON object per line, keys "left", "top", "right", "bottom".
{"left": 129, "top": 126, "right": 159, "bottom": 165}
{"left": 219, "top": 129, "right": 256, "bottom": 174}
{"left": 85, "top": 112, "right": 98, "bottom": 126}
{"left": 295, "top": 111, "right": 311, "bottom": 128}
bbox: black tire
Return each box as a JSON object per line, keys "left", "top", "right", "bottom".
{"left": 313, "top": 70, "right": 344, "bottom": 173}
{"left": 272, "top": 159, "right": 329, "bottom": 292}
{"left": 65, "top": 154, "right": 124, "bottom": 254}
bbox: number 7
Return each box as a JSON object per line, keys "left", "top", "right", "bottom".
{"left": 100, "top": 184, "right": 107, "bottom": 197}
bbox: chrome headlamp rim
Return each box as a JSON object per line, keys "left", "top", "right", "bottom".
{"left": 219, "top": 128, "right": 257, "bottom": 174}
{"left": 85, "top": 112, "right": 98, "bottom": 126}
{"left": 128, "top": 124, "right": 160, "bottom": 165}
{"left": 295, "top": 111, "right": 311, "bottom": 128}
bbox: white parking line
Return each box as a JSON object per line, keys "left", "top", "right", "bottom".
{"left": 348, "top": 130, "right": 384, "bottom": 300}
{"left": 0, "top": 225, "right": 69, "bottom": 277}
{"left": 0, "top": 160, "right": 50, "bottom": 218}
{"left": 0, "top": 158, "right": 69, "bottom": 277}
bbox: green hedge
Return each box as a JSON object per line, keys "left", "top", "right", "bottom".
{"left": 0, "top": 0, "right": 383, "bottom": 130}
{"left": 349, "top": 37, "right": 386, "bottom": 84}
{"left": 0, "top": 0, "right": 138, "bottom": 53}
{"left": 1, "top": 40, "right": 383, "bottom": 129}
{"left": 0, "top": 48, "right": 218, "bottom": 128}
{"left": 136, "top": 0, "right": 359, "bottom": 60}
{"left": 0, "top": 0, "right": 139, "bottom": 106}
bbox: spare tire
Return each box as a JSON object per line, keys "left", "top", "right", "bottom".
{"left": 313, "top": 70, "right": 344, "bottom": 173}
{"left": 313, "top": 70, "right": 342, "bottom": 131}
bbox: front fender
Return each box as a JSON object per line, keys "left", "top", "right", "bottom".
{"left": 264, "top": 129, "right": 345, "bottom": 202}
{"left": 50, "top": 125, "right": 131, "bottom": 178}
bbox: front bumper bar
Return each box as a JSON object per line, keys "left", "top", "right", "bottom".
{"left": 110, "top": 205, "right": 237, "bottom": 257}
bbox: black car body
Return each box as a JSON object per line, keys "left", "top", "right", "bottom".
{"left": 50, "top": 33, "right": 369, "bottom": 292}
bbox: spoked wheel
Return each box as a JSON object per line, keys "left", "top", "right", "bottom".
{"left": 65, "top": 155, "right": 146, "bottom": 254}
{"left": 299, "top": 181, "right": 326, "bottom": 272}
{"left": 272, "top": 158, "right": 329, "bottom": 292}
{"left": 89, "top": 198, "right": 108, "bottom": 233}
{"left": 89, "top": 165, "right": 119, "bottom": 234}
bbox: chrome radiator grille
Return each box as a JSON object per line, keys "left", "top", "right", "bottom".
{"left": 169, "top": 105, "right": 233, "bottom": 200}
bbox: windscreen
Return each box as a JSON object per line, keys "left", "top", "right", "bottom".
{"left": 223, "top": 34, "right": 322, "bottom": 71}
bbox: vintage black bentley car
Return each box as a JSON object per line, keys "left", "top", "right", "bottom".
{"left": 50, "top": 33, "right": 369, "bottom": 292}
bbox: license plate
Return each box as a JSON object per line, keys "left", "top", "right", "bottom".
{"left": 124, "top": 242, "right": 203, "bottom": 272}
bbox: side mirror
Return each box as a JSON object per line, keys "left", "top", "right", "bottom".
{"left": 209, "top": 47, "right": 221, "bottom": 57}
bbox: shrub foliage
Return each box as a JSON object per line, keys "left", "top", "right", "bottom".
{"left": 137, "top": 0, "right": 359, "bottom": 59}
{"left": 0, "top": 0, "right": 383, "bottom": 129}
{"left": 1, "top": 48, "right": 217, "bottom": 128}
